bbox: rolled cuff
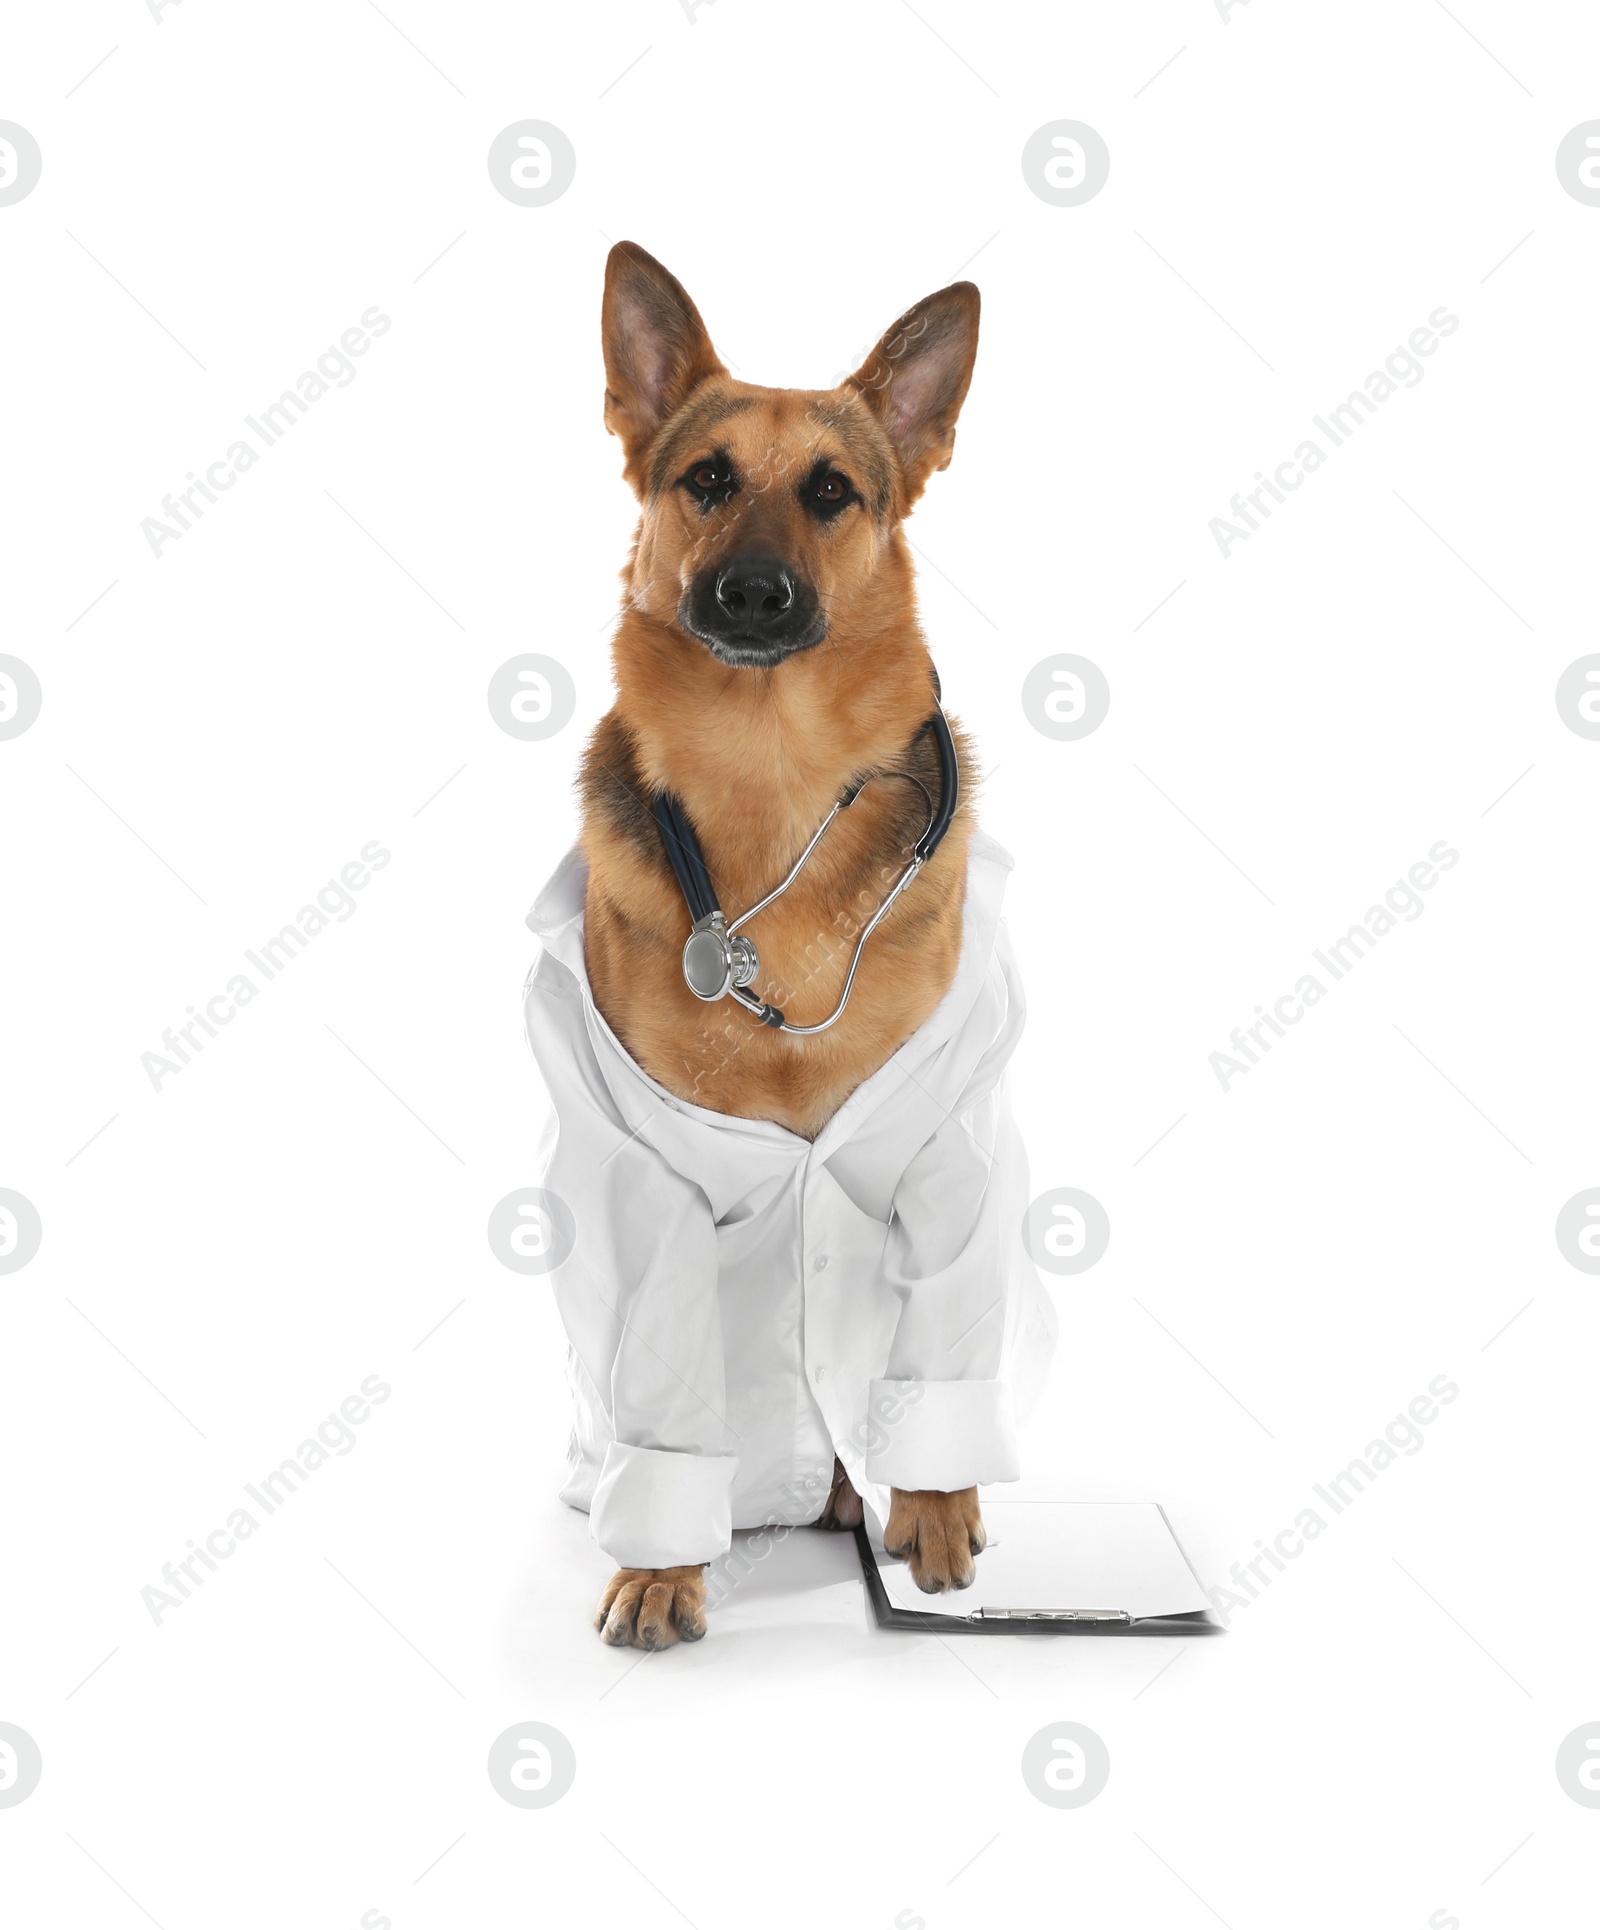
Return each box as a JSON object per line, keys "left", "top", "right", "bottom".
{"left": 589, "top": 1443, "right": 738, "bottom": 1567}
{"left": 864, "top": 1378, "right": 1020, "bottom": 1491}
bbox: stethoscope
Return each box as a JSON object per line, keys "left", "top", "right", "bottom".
{"left": 651, "top": 701, "right": 959, "bottom": 1035}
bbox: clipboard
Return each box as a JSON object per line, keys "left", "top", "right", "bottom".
{"left": 855, "top": 1502, "right": 1222, "bottom": 1636}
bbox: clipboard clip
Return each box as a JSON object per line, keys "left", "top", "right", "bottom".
{"left": 974, "top": 1607, "right": 1132, "bottom": 1624}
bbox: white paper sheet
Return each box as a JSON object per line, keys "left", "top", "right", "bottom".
{"left": 874, "top": 1503, "right": 1211, "bottom": 1621}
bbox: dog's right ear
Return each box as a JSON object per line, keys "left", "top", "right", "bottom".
{"left": 602, "top": 242, "right": 725, "bottom": 492}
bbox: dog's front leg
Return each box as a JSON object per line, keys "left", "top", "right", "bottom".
{"left": 884, "top": 1487, "right": 986, "bottom": 1593}
{"left": 594, "top": 1565, "right": 708, "bottom": 1649}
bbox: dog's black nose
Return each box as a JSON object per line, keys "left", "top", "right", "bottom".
{"left": 683, "top": 554, "right": 823, "bottom": 665}
{"left": 714, "top": 558, "right": 795, "bottom": 630}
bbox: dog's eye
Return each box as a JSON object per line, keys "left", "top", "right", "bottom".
{"left": 682, "top": 455, "right": 736, "bottom": 510}
{"left": 803, "top": 466, "right": 856, "bottom": 520}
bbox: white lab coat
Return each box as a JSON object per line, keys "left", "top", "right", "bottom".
{"left": 523, "top": 828, "right": 1057, "bottom": 1570}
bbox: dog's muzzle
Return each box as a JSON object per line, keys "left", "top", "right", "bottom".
{"left": 679, "top": 555, "right": 826, "bottom": 666}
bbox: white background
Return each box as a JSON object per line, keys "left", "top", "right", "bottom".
{"left": 3, "top": 1, "right": 1598, "bottom": 1925}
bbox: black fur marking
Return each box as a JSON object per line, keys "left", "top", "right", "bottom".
{"left": 579, "top": 715, "right": 663, "bottom": 867}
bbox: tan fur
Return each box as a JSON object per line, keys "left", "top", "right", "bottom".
{"left": 580, "top": 244, "right": 988, "bottom": 1627}
{"left": 594, "top": 1566, "right": 707, "bottom": 1649}
{"left": 582, "top": 630, "right": 976, "bottom": 1138}
{"left": 816, "top": 1456, "right": 866, "bottom": 1531}
{"left": 883, "top": 1485, "right": 987, "bottom": 1593}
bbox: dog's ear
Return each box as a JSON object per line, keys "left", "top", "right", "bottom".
{"left": 847, "top": 283, "right": 980, "bottom": 504}
{"left": 602, "top": 242, "right": 725, "bottom": 490}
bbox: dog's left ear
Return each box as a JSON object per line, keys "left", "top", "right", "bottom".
{"left": 847, "top": 282, "right": 980, "bottom": 504}
{"left": 602, "top": 242, "right": 726, "bottom": 493}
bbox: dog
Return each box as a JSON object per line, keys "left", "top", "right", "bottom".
{"left": 522, "top": 243, "right": 1055, "bottom": 1648}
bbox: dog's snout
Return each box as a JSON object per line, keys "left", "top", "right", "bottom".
{"left": 714, "top": 559, "right": 795, "bottom": 629}
{"left": 684, "top": 552, "right": 823, "bottom": 667}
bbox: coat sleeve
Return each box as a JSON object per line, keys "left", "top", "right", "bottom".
{"left": 865, "top": 955, "right": 1041, "bottom": 1494}
{"left": 527, "top": 951, "right": 739, "bottom": 1568}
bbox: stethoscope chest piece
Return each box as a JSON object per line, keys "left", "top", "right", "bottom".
{"left": 682, "top": 913, "right": 761, "bottom": 1003}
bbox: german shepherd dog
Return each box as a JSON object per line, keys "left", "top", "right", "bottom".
{"left": 580, "top": 243, "right": 984, "bottom": 1646}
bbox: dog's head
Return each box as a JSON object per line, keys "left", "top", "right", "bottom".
{"left": 601, "top": 241, "right": 979, "bottom": 670}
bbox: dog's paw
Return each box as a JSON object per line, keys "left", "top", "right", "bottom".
{"left": 815, "top": 1457, "right": 865, "bottom": 1531}
{"left": 594, "top": 1565, "right": 707, "bottom": 1649}
{"left": 884, "top": 1487, "right": 986, "bottom": 1593}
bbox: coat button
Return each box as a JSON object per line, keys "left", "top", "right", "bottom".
{"left": 813, "top": 1255, "right": 828, "bottom": 1271}
{"left": 814, "top": 1365, "right": 827, "bottom": 1381}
